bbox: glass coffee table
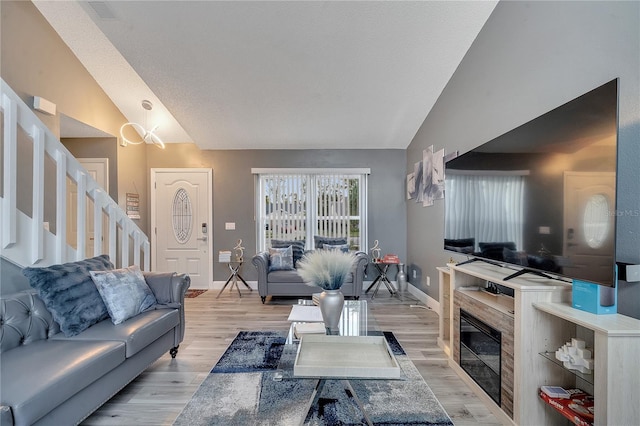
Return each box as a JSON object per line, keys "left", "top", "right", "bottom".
{"left": 278, "top": 300, "right": 399, "bottom": 426}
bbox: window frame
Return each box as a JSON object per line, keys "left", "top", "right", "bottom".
{"left": 253, "top": 168, "right": 369, "bottom": 252}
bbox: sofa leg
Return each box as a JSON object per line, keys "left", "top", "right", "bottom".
{"left": 261, "top": 296, "right": 266, "bottom": 304}
{"left": 170, "top": 346, "right": 179, "bottom": 358}
{"left": 355, "top": 296, "right": 360, "bottom": 300}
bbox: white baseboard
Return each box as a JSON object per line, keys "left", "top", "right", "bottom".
{"left": 189, "top": 281, "right": 258, "bottom": 291}
{"left": 406, "top": 282, "right": 440, "bottom": 313}
{"left": 362, "top": 280, "right": 440, "bottom": 314}
{"left": 194, "top": 281, "right": 440, "bottom": 314}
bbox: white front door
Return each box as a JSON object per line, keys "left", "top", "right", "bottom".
{"left": 151, "top": 169, "right": 212, "bottom": 288}
{"left": 563, "top": 171, "right": 616, "bottom": 283}
{"left": 67, "top": 158, "right": 109, "bottom": 257}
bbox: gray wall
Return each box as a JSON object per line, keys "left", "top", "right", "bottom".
{"left": 147, "top": 145, "right": 407, "bottom": 281}
{"left": 406, "top": 1, "right": 640, "bottom": 319}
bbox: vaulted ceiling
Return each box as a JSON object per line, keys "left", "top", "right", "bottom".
{"left": 34, "top": 1, "right": 497, "bottom": 150}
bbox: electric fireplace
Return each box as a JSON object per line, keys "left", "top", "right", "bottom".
{"left": 459, "top": 309, "right": 502, "bottom": 405}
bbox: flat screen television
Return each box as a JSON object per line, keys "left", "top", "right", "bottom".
{"left": 444, "top": 79, "right": 618, "bottom": 287}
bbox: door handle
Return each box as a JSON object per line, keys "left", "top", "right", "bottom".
{"left": 197, "top": 236, "right": 207, "bottom": 241}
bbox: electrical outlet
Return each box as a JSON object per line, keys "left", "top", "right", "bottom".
{"left": 426, "top": 276, "right": 430, "bottom": 286}
{"left": 225, "top": 222, "right": 236, "bottom": 230}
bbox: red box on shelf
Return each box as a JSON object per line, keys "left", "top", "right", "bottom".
{"left": 539, "top": 388, "right": 594, "bottom": 426}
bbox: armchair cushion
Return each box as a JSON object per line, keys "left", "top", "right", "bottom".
{"left": 314, "top": 236, "right": 348, "bottom": 249}
{"left": 322, "top": 243, "right": 350, "bottom": 253}
{"left": 22, "top": 255, "right": 114, "bottom": 337}
{"left": 90, "top": 265, "right": 157, "bottom": 325}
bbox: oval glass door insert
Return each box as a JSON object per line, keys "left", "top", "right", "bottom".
{"left": 172, "top": 188, "right": 193, "bottom": 244}
{"left": 583, "top": 193, "right": 609, "bottom": 249}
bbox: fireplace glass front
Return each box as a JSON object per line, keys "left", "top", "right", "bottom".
{"left": 459, "top": 309, "right": 501, "bottom": 405}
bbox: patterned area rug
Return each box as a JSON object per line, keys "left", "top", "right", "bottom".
{"left": 185, "top": 289, "right": 207, "bottom": 298}
{"left": 174, "top": 331, "right": 453, "bottom": 425}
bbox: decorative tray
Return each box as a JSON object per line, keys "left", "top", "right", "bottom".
{"left": 293, "top": 335, "right": 400, "bottom": 379}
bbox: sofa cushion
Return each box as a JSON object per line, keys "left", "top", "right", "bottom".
{"left": 266, "top": 269, "right": 354, "bottom": 284}
{"left": 271, "top": 239, "right": 305, "bottom": 265}
{"left": 267, "top": 269, "right": 307, "bottom": 283}
{"left": 52, "top": 309, "right": 179, "bottom": 358}
{"left": 323, "top": 243, "right": 350, "bottom": 253}
{"left": 90, "top": 265, "right": 157, "bottom": 325}
{"left": 0, "top": 339, "right": 125, "bottom": 426}
{"left": 268, "top": 246, "right": 294, "bottom": 271}
{"left": 22, "top": 255, "right": 114, "bottom": 337}
{"left": 314, "top": 236, "right": 347, "bottom": 250}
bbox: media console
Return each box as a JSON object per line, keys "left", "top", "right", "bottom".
{"left": 438, "top": 262, "right": 640, "bottom": 425}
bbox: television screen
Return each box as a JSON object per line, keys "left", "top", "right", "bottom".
{"left": 444, "top": 79, "right": 618, "bottom": 286}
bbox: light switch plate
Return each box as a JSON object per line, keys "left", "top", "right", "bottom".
{"left": 225, "top": 222, "right": 236, "bottom": 230}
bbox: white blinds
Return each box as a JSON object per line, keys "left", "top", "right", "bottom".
{"left": 256, "top": 169, "right": 367, "bottom": 251}
{"left": 261, "top": 172, "right": 308, "bottom": 243}
{"left": 315, "top": 174, "right": 351, "bottom": 239}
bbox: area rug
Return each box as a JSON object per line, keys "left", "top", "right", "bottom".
{"left": 185, "top": 289, "right": 207, "bottom": 298}
{"left": 174, "top": 331, "right": 453, "bottom": 425}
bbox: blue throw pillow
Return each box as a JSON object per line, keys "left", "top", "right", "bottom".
{"left": 22, "top": 254, "right": 114, "bottom": 336}
{"left": 271, "top": 239, "right": 305, "bottom": 265}
{"left": 322, "top": 243, "right": 350, "bottom": 253}
{"left": 90, "top": 265, "right": 157, "bottom": 325}
{"left": 269, "top": 246, "right": 294, "bottom": 271}
{"left": 314, "top": 235, "right": 348, "bottom": 250}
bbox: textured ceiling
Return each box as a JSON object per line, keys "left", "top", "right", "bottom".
{"left": 35, "top": 1, "right": 497, "bottom": 150}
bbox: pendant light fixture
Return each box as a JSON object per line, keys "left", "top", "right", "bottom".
{"left": 120, "top": 100, "right": 165, "bottom": 149}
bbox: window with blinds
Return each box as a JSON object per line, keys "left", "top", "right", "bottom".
{"left": 254, "top": 169, "right": 369, "bottom": 252}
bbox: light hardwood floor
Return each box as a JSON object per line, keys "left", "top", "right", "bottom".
{"left": 82, "top": 289, "right": 503, "bottom": 425}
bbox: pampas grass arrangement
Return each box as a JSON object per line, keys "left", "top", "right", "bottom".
{"left": 297, "top": 250, "right": 356, "bottom": 290}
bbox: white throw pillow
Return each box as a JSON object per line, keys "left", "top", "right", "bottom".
{"left": 90, "top": 265, "right": 157, "bottom": 325}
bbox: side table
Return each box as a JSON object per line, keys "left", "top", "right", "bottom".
{"left": 365, "top": 261, "right": 398, "bottom": 298}
{"left": 216, "top": 260, "right": 252, "bottom": 298}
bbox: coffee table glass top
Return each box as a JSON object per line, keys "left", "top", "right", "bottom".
{"left": 277, "top": 300, "right": 379, "bottom": 380}
{"left": 285, "top": 300, "right": 376, "bottom": 344}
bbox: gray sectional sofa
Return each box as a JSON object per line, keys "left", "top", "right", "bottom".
{"left": 252, "top": 251, "right": 368, "bottom": 303}
{"left": 0, "top": 257, "right": 190, "bottom": 426}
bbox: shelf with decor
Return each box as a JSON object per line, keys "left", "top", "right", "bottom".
{"left": 538, "top": 351, "right": 594, "bottom": 385}
{"left": 539, "top": 387, "right": 594, "bottom": 426}
{"left": 443, "top": 261, "right": 572, "bottom": 426}
{"left": 533, "top": 301, "right": 640, "bottom": 425}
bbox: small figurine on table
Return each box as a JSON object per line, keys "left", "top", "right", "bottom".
{"left": 370, "top": 240, "right": 381, "bottom": 262}
{"left": 233, "top": 239, "right": 245, "bottom": 262}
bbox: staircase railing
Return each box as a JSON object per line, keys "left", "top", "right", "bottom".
{"left": 1, "top": 78, "right": 149, "bottom": 270}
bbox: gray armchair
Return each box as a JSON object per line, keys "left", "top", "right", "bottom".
{"left": 252, "top": 251, "right": 368, "bottom": 303}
